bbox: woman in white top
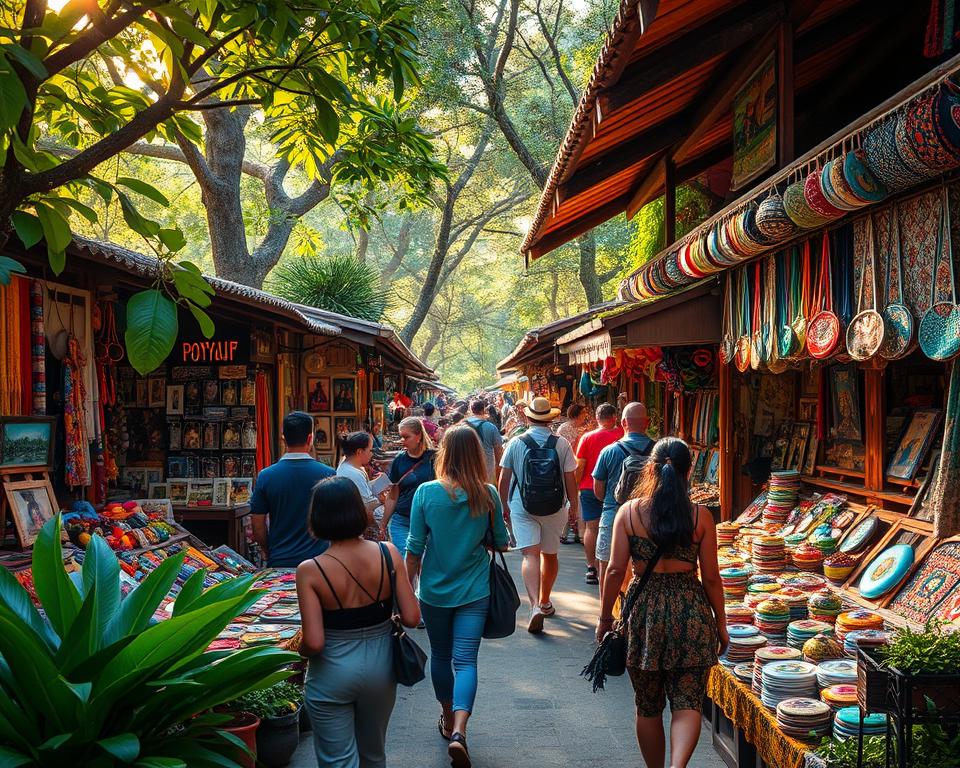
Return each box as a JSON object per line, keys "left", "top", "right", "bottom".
{"left": 336, "top": 431, "right": 382, "bottom": 529}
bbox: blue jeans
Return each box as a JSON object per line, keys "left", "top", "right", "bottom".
{"left": 389, "top": 515, "right": 410, "bottom": 559}
{"left": 420, "top": 597, "right": 490, "bottom": 713}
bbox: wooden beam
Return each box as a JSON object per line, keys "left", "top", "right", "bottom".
{"left": 864, "top": 367, "right": 885, "bottom": 494}
{"left": 664, "top": 156, "right": 676, "bottom": 246}
{"left": 626, "top": 155, "right": 666, "bottom": 219}
{"left": 558, "top": 114, "right": 688, "bottom": 202}
{"left": 719, "top": 355, "right": 733, "bottom": 520}
{"left": 777, "top": 21, "right": 794, "bottom": 167}
{"left": 602, "top": 1, "right": 784, "bottom": 113}
{"left": 527, "top": 194, "right": 634, "bottom": 259}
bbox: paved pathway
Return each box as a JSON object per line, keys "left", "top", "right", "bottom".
{"left": 291, "top": 546, "right": 725, "bottom": 767}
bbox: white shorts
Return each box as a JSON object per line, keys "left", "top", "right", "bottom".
{"left": 509, "top": 506, "right": 567, "bottom": 555}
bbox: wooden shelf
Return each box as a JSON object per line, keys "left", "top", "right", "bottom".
{"left": 886, "top": 475, "right": 922, "bottom": 489}
{"left": 871, "top": 488, "right": 916, "bottom": 506}
{"left": 800, "top": 475, "right": 868, "bottom": 497}
{"left": 815, "top": 465, "right": 865, "bottom": 480}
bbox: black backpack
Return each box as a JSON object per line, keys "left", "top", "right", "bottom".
{"left": 613, "top": 438, "right": 653, "bottom": 504}
{"left": 513, "top": 433, "right": 565, "bottom": 516}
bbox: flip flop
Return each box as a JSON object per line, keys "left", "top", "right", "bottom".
{"left": 448, "top": 733, "right": 471, "bottom": 768}
{"left": 438, "top": 715, "right": 451, "bottom": 741}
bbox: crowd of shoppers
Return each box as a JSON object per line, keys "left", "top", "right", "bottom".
{"left": 278, "top": 389, "right": 725, "bottom": 768}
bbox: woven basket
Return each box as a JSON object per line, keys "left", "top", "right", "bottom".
{"left": 784, "top": 180, "right": 832, "bottom": 229}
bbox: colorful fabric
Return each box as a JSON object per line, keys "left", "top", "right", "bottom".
{"left": 18, "top": 278, "right": 30, "bottom": 414}
{"left": 931, "top": 361, "right": 960, "bottom": 537}
{"left": 30, "top": 280, "right": 45, "bottom": 415}
{"left": 255, "top": 370, "right": 271, "bottom": 475}
{"left": 63, "top": 335, "right": 90, "bottom": 487}
{"left": 888, "top": 541, "right": 960, "bottom": 623}
{"left": 629, "top": 665, "right": 712, "bottom": 716}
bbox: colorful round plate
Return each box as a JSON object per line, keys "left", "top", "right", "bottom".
{"left": 839, "top": 516, "right": 878, "bottom": 553}
{"left": 859, "top": 544, "right": 915, "bottom": 599}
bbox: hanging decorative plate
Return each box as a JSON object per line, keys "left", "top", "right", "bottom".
{"left": 842, "top": 149, "right": 887, "bottom": 203}
{"left": 804, "top": 169, "right": 845, "bottom": 220}
{"left": 934, "top": 77, "right": 960, "bottom": 160}
{"left": 756, "top": 192, "right": 798, "bottom": 240}
{"left": 862, "top": 117, "right": 926, "bottom": 193}
{"left": 839, "top": 515, "right": 877, "bottom": 554}
{"left": 784, "top": 180, "right": 832, "bottom": 229}
{"left": 919, "top": 187, "right": 960, "bottom": 361}
{"left": 720, "top": 217, "right": 746, "bottom": 262}
{"left": 690, "top": 233, "right": 717, "bottom": 275}
{"left": 895, "top": 111, "right": 943, "bottom": 180}
{"left": 677, "top": 239, "right": 706, "bottom": 278}
{"left": 821, "top": 159, "right": 860, "bottom": 211}
{"left": 847, "top": 213, "right": 885, "bottom": 361}
{"left": 879, "top": 204, "right": 915, "bottom": 360}
{"left": 859, "top": 543, "right": 914, "bottom": 600}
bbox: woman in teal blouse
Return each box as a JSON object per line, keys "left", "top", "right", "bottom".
{"left": 406, "top": 426, "right": 509, "bottom": 768}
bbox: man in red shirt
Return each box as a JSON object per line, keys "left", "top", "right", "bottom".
{"left": 575, "top": 403, "right": 623, "bottom": 585}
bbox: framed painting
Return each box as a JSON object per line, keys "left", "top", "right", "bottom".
{"left": 241, "top": 420, "right": 257, "bottom": 450}
{"left": 203, "top": 379, "right": 220, "bottom": 405}
{"left": 148, "top": 377, "right": 166, "bottom": 408}
{"left": 887, "top": 409, "right": 942, "bottom": 481}
{"left": 786, "top": 422, "right": 811, "bottom": 471}
{"left": 167, "top": 478, "right": 189, "bottom": 505}
{"left": 122, "top": 467, "right": 148, "bottom": 496}
{"left": 212, "top": 478, "right": 232, "bottom": 507}
{"left": 240, "top": 377, "right": 256, "bottom": 406}
{"left": 184, "top": 380, "right": 202, "bottom": 407}
{"left": 222, "top": 454, "right": 241, "bottom": 478}
{"left": 148, "top": 482, "right": 168, "bottom": 500}
{"left": 201, "top": 457, "right": 220, "bottom": 478}
{"left": 0, "top": 416, "right": 56, "bottom": 470}
{"left": 731, "top": 52, "right": 776, "bottom": 190}
{"left": 317, "top": 454, "right": 334, "bottom": 467}
{"left": 372, "top": 403, "right": 385, "bottom": 431}
{"left": 182, "top": 421, "right": 202, "bottom": 450}
{"left": 202, "top": 421, "right": 219, "bottom": 451}
{"left": 250, "top": 328, "right": 275, "bottom": 364}
{"left": 307, "top": 377, "right": 331, "bottom": 412}
{"left": 4, "top": 478, "right": 58, "bottom": 546}
{"left": 167, "top": 420, "right": 182, "bottom": 451}
{"left": 166, "top": 385, "right": 184, "bottom": 416}
{"left": 313, "top": 415, "right": 332, "bottom": 451}
{"left": 334, "top": 417, "right": 355, "bottom": 440}
{"left": 187, "top": 479, "right": 214, "bottom": 507}
{"left": 220, "top": 380, "right": 239, "bottom": 407}
{"left": 830, "top": 363, "right": 862, "bottom": 442}
{"left": 230, "top": 478, "right": 254, "bottom": 505}
{"left": 221, "top": 421, "right": 241, "bottom": 450}
{"left": 332, "top": 378, "right": 356, "bottom": 413}
{"left": 240, "top": 454, "right": 256, "bottom": 477}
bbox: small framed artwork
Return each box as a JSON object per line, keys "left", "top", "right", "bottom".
{"left": 830, "top": 363, "right": 862, "bottom": 442}
{"left": 203, "top": 379, "right": 220, "bottom": 405}
{"left": 383, "top": 374, "right": 398, "bottom": 397}
{"left": 221, "top": 421, "right": 241, "bottom": 450}
{"left": 241, "top": 420, "right": 257, "bottom": 450}
{"left": 166, "top": 385, "right": 184, "bottom": 416}
{"left": 212, "top": 478, "right": 232, "bottom": 507}
{"left": 148, "top": 482, "right": 168, "bottom": 500}
{"left": 317, "top": 454, "right": 334, "bottom": 467}
{"left": 202, "top": 422, "right": 219, "bottom": 451}
{"left": 803, "top": 433, "right": 819, "bottom": 476}
{"left": 221, "top": 380, "right": 239, "bottom": 407}
{"left": 166, "top": 456, "right": 190, "bottom": 478}
{"left": 240, "top": 378, "right": 256, "bottom": 406}
{"left": 167, "top": 478, "right": 189, "bottom": 505}
{"left": 137, "top": 498, "right": 175, "bottom": 522}
{"left": 332, "top": 378, "right": 356, "bottom": 413}
{"left": 887, "top": 409, "right": 943, "bottom": 481}
{"left": 251, "top": 328, "right": 275, "bottom": 364}
{"left": 148, "top": 377, "right": 166, "bottom": 408}
{"left": 187, "top": 479, "right": 214, "bottom": 507}
{"left": 122, "top": 467, "right": 149, "bottom": 496}
{"left": 145, "top": 466, "right": 164, "bottom": 485}
{"left": 372, "top": 403, "right": 385, "bottom": 431}
{"left": 201, "top": 457, "right": 220, "bottom": 478}
{"left": 0, "top": 416, "right": 56, "bottom": 470}
{"left": 230, "top": 477, "right": 254, "bottom": 505}
{"left": 240, "top": 454, "right": 256, "bottom": 477}
{"left": 307, "top": 377, "right": 331, "bottom": 412}
{"left": 203, "top": 406, "right": 228, "bottom": 420}
{"left": 786, "top": 422, "right": 811, "bottom": 471}
{"left": 798, "top": 398, "right": 817, "bottom": 422}
{"left": 136, "top": 379, "right": 148, "bottom": 407}
{"left": 222, "top": 454, "right": 240, "bottom": 478}
{"left": 168, "top": 420, "right": 182, "bottom": 451}
{"left": 313, "top": 415, "right": 332, "bottom": 450}
{"left": 334, "top": 416, "right": 355, "bottom": 439}
{"left": 218, "top": 365, "right": 247, "bottom": 380}
{"left": 772, "top": 421, "right": 792, "bottom": 469}
{"left": 185, "top": 380, "right": 202, "bottom": 407}
{"left": 182, "top": 421, "right": 202, "bottom": 450}
{"left": 3, "top": 478, "right": 58, "bottom": 546}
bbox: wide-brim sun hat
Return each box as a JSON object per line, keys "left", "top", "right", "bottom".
{"left": 524, "top": 396, "right": 561, "bottom": 422}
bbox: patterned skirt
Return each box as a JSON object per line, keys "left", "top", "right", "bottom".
{"left": 625, "top": 571, "right": 719, "bottom": 671}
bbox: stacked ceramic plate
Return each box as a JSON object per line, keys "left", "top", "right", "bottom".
{"left": 717, "top": 522, "right": 740, "bottom": 548}
{"left": 733, "top": 662, "right": 755, "bottom": 684}
{"left": 752, "top": 645, "right": 802, "bottom": 694}
{"left": 774, "top": 588, "right": 811, "bottom": 621}
{"left": 721, "top": 567, "right": 750, "bottom": 601}
{"left": 753, "top": 536, "right": 787, "bottom": 573}
{"left": 792, "top": 543, "right": 825, "bottom": 572}
{"left": 755, "top": 599, "right": 791, "bottom": 644}
{"left": 744, "top": 592, "right": 770, "bottom": 610}
{"left": 803, "top": 634, "right": 845, "bottom": 664}
{"left": 747, "top": 581, "right": 782, "bottom": 597}
{"left": 781, "top": 573, "right": 828, "bottom": 592}
{"left": 784, "top": 532, "right": 808, "bottom": 550}
{"left": 787, "top": 619, "right": 834, "bottom": 650}
{"left": 723, "top": 624, "right": 767, "bottom": 666}
{"left": 764, "top": 471, "right": 801, "bottom": 527}
{"left": 810, "top": 530, "right": 838, "bottom": 557}
{"left": 835, "top": 610, "right": 884, "bottom": 646}
{"left": 821, "top": 683, "right": 859, "bottom": 712}
{"left": 726, "top": 604, "right": 755, "bottom": 625}
{"left": 808, "top": 591, "right": 843, "bottom": 624}
{"left": 817, "top": 659, "right": 858, "bottom": 689}
{"left": 776, "top": 698, "right": 833, "bottom": 742}
{"left": 761, "top": 660, "right": 819, "bottom": 711}
{"left": 843, "top": 629, "right": 892, "bottom": 658}
{"left": 833, "top": 707, "right": 887, "bottom": 740}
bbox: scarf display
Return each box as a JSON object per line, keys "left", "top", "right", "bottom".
{"left": 30, "top": 280, "right": 45, "bottom": 415}
{"left": 63, "top": 335, "right": 90, "bottom": 487}
{"left": 0, "top": 278, "right": 25, "bottom": 415}
{"left": 255, "top": 370, "right": 272, "bottom": 475}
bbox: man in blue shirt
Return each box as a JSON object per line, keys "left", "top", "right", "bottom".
{"left": 250, "top": 411, "right": 335, "bottom": 567}
{"left": 592, "top": 402, "right": 652, "bottom": 597}
{"left": 466, "top": 398, "right": 504, "bottom": 482}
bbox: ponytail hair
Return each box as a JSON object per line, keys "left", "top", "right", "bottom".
{"left": 630, "top": 437, "right": 694, "bottom": 550}
{"left": 398, "top": 416, "right": 435, "bottom": 451}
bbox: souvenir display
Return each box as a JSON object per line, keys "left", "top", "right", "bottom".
{"left": 808, "top": 592, "right": 843, "bottom": 624}
{"left": 721, "top": 567, "right": 750, "bottom": 601}
{"left": 838, "top": 516, "right": 878, "bottom": 554}
{"left": 774, "top": 588, "right": 810, "bottom": 621}
{"left": 878, "top": 204, "right": 916, "bottom": 359}
{"left": 816, "top": 658, "right": 858, "bottom": 688}
{"left": 760, "top": 660, "right": 819, "bottom": 711}
{"left": 842, "top": 629, "right": 891, "bottom": 658}
{"left": 887, "top": 541, "right": 960, "bottom": 624}
{"left": 791, "top": 543, "right": 823, "bottom": 572}
{"left": 786, "top": 619, "right": 834, "bottom": 650}
{"left": 726, "top": 604, "right": 755, "bottom": 625}
{"left": 823, "top": 552, "right": 856, "bottom": 583}
{"left": 821, "top": 683, "right": 858, "bottom": 712}
{"left": 833, "top": 707, "right": 886, "bottom": 740}
{"left": 763, "top": 471, "right": 800, "bottom": 527}
{"left": 721, "top": 625, "right": 766, "bottom": 668}
{"left": 919, "top": 187, "right": 960, "bottom": 360}
{"left": 802, "top": 633, "right": 844, "bottom": 664}
{"left": 776, "top": 698, "right": 832, "bottom": 742}
{"left": 733, "top": 662, "right": 755, "bottom": 684}
{"left": 858, "top": 543, "right": 915, "bottom": 599}
{"left": 755, "top": 598, "right": 791, "bottom": 644}
{"left": 752, "top": 645, "right": 802, "bottom": 694}
{"left": 752, "top": 536, "right": 786, "bottom": 573}
{"left": 846, "top": 213, "right": 884, "bottom": 360}
{"left": 834, "top": 609, "right": 885, "bottom": 646}
{"left": 736, "top": 491, "right": 767, "bottom": 525}
{"left": 886, "top": 408, "right": 942, "bottom": 480}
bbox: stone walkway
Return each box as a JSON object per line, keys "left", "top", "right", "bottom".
{"left": 291, "top": 546, "right": 725, "bottom": 767}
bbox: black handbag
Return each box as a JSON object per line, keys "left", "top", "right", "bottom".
{"left": 380, "top": 543, "right": 427, "bottom": 687}
{"left": 581, "top": 544, "right": 663, "bottom": 692}
{"left": 481, "top": 508, "right": 521, "bottom": 639}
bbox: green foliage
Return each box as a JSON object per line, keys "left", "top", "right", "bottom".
{"left": 817, "top": 716, "right": 960, "bottom": 768}
{"left": 0, "top": 516, "right": 298, "bottom": 766}
{"left": 225, "top": 682, "right": 303, "bottom": 721}
{"left": 269, "top": 254, "right": 388, "bottom": 322}
{"left": 879, "top": 619, "right": 960, "bottom": 674}
{"left": 626, "top": 184, "right": 717, "bottom": 270}
{"left": 817, "top": 735, "right": 887, "bottom": 768}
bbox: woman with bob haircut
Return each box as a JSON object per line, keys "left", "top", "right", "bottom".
{"left": 597, "top": 437, "right": 727, "bottom": 768}
{"left": 297, "top": 476, "right": 420, "bottom": 767}
{"left": 405, "top": 426, "right": 509, "bottom": 768}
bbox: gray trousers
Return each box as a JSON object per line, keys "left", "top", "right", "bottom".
{"left": 305, "top": 620, "right": 397, "bottom": 768}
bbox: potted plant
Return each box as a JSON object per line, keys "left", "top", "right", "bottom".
{"left": 226, "top": 681, "right": 304, "bottom": 767}
{"left": 879, "top": 620, "right": 960, "bottom": 715}
{"left": 0, "top": 517, "right": 298, "bottom": 766}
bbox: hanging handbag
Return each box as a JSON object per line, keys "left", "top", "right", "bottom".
{"left": 482, "top": 505, "right": 521, "bottom": 639}
{"left": 807, "top": 231, "right": 842, "bottom": 359}
{"left": 380, "top": 542, "right": 427, "bottom": 687}
{"left": 919, "top": 185, "right": 960, "bottom": 361}
{"left": 719, "top": 272, "right": 735, "bottom": 365}
{"left": 879, "top": 203, "right": 916, "bottom": 360}
{"left": 735, "top": 267, "right": 751, "bottom": 373}
{"left": 750, "top": 261, "right": 765, "bottom": 370}
{"left": 581, "top": 538, "right": 664, "bottom": 692}
{"left": 846, "top": 213, "right": 885, "bottom": 361}
{"left": 791, "top": 240, "right": 812, "bottom": 353}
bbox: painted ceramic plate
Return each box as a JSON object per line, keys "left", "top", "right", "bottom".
{"left": 839, "top": 516, "right": 878, "bottom": 553}
{"left": 728, "top": 624, "right": 761, "bottom": 638}
{"left": 859, "top": 544, "right": 915, "bottom": 599}
{"left": 763, "top": 661, "right": 818, "bottom": 680}
{"left": 794, "top": 512, "right": 816, "bottom": 535}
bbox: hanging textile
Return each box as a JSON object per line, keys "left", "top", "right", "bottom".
{"left": 931, "top": 361, "right": 960, "bottom": 537}
{"left": 63, "top": 335, "right": 90, "bottom": 487}
{"left": 18, "top": 278, "right": 30, "bottom": 414}
{"left": 30, "top": 280, "right": 45, "bottom": 415}
{"left": 0, "top": 278, "right": 25, "bottom": 415}
{"left": 0, "top": 282, "right": 10, "bottom": 413}
{"left": 255, "top": 370, "right": 272, "bottom": 475}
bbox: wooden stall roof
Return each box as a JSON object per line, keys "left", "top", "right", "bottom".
{"left": 520, "top": 0, "right": 926, "bottom": 260}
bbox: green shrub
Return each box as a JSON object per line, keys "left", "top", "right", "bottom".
{"left": 879, "top": 619, "right": 960, "bottom": 675}
{"left": 225, "top": 681, "right": 303, "bottom": 720}
{"left": 0, "top": 517, "right": 298, "bottom": 767}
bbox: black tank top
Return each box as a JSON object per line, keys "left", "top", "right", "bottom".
{"left": 314, "top": 548, "right": 392, "bottom": 630}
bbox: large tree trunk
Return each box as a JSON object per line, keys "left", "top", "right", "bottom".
{"left": 577, "top": 232, "right": 603, "bottom": 307}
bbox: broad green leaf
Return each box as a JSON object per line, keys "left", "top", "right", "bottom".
{"left": 31, "top": 517, "right": 80, "bottom": 638}
{"left": 117, "top": 177, "right": 170, "bottom": 207}
{"left": 172, "top": 569, "right": 206, "bottom": 617}
{"left": 37, "top": 733, "right": 72, "bottom": 752}
{"left": 188, "top": 303, "right": 215, "bottom": 339}
{"left": 0, "top": 746, "right": 32, "bottom": 767}
{"left": 116, "top": 190, "right": 160, "bottom": 238}
{"left": 11, "top": 211, "right": 42, "bottom": 248}
{"left": 158, "top": 228, "right": 186, "bottom": 252}
{"left": 105, "top": 552, "right": 185, "bottom": 644}
{"left": 58, "top": 196, "right": 98, "bottom": 224}
{"left": 314, "top": 96, "right": 339, "bottom": 144}
{"left": 124, "top": 289, "right": 178, "bottom": 376}
{"left": 34, "top": 201, "right": 71, "bottom": 274}
{"left": 80, "top": 535, "right": 120, "bottom": 648}
{"left": 0, "top": 256, "right": 26, "bottom": 285}
{"left": 54, "top": 581, "right": 100, "bottom": 670}
{"left": 99, "top": 733, "right": 140, "bottom": 762}
{"left": 0, "top": 60, "right": 27, "bottom": 132}
{"left": 3, "top": 44, "right": 47, "bottom": 78}
{"left": 0, "top": 565, "right": 58, "bottom": 651}
{"left": 134, "top": 759, "right": 187, "bottom": 768}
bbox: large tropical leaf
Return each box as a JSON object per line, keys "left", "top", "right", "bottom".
{"left": 104, "top": 551, "right": 186, "bottom": 644}
{"left": 124, "top": 289, "right": 178, "bottom": 376}
{"left": 81, "top": 534, "right": 120, "bottom": 648}
{"left": 0, "top": 564, "right": 59, "bottom": 651}
{"left": 31, "top": 516, "right": 80, "bottom": 638}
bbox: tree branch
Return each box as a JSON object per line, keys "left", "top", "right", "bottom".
{"left": 532, "top": 0, "right": 580, "bottom": 105}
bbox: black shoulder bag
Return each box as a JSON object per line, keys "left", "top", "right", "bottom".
{"left": 482, "top": 498, "right": 521, "bottom": 639}
{"left": 379, "top": 543, "right": 427, "bottom": 687}
{"left": 581, "top": 544, "right": 663, "bottom": 692}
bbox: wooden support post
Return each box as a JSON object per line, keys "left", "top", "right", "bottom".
{"left": 777, "top": 21, "right": 794, "bottom": 168}
{"left": 665, "top": 157, "right": 677, "bottom": 247}
{"left": 864, "top": 367, "right": 885, "bottom": 501}
{"left": 719, "top": 359, "right": 734, "bottom": 521}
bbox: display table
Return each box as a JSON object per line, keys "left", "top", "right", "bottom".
{"left": 173, "top": 504, "right": 251, "bottom": 555}
{"left": 708, "top": 665, "right": 815, "bottom": 768}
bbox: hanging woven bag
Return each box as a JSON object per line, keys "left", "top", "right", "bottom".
{"left": 846, "top": 212, "right": 885, "bottom": 361}
{"left": 807, "top": 232, "right": 842, "bottom": 359}
{"left": 918, "top": 185, "right": 960, "bottom": 361}
{"left": 878, "top": 203, "right": 916, "bottom": 360}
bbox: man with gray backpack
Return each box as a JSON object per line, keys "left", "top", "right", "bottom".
{"left": 592, "top": 402, "right": 652, "bottom": 600}
{"left": 498, "top": 397, "right": 579, "bottom": 634}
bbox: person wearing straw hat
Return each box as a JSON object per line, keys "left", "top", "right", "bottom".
{"left": 498, "top": 396, "right": 579, "bottom": 633}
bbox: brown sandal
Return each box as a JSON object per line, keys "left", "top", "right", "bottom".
{"left": 438, "top": 715, "right": 451, "bottom": 741}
